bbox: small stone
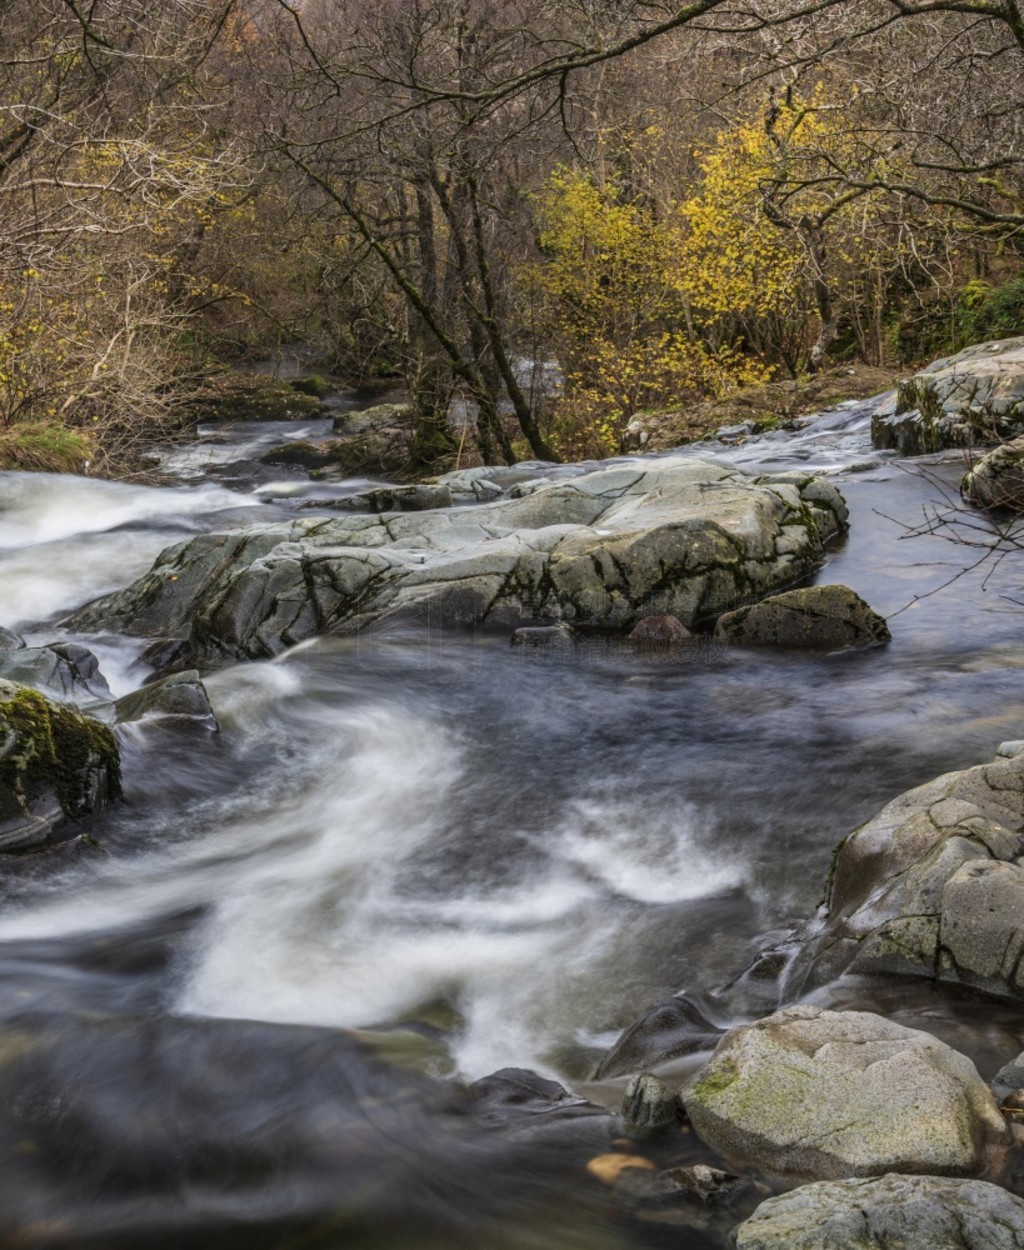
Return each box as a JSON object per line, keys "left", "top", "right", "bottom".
{"left": 628, "top": 615, "right": 691, "bottom": 645}
{"left": 997, "top": 740, "right": 1024, "bottom": 759}
{"left": 586, "top": 1153, "right": 656, "bottom": 1186}
{"left": 620, "top": 1073, "right": 678, "bottom": 1134}
{"left": 510, "top": 624, "right": 575, "bottom": 648}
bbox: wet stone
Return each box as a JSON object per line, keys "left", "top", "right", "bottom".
{"left": 597, "top": 995, "right": 723, "bottom": 1079}
{"left": 620, "top": 1073, "right": 679, "bottom": 1135}
{"left": 115, "top": 671, "right": 218, "bottom": 732}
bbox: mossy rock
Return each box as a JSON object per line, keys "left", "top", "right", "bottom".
{"left": 0, "top": 680, "right": 121, "bottom": 852}
{"left": 259, "top": 439, "right": 351, "bottom": 470}
{"left": 290, "top": 374, "right": 334, "bottom": 400}
{"left": 714, "top": 584, "right": 890, "bottom": 650}
{"left": 187, "top": 374, "right": 328, "bottom": 423}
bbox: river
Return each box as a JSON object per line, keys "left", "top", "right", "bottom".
{"left": 1, "top": 395, "right": 1023, "bottom": 1248}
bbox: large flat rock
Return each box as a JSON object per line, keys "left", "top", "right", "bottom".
{"left": 66, "top": 458, "right": 847, "bottom": 667}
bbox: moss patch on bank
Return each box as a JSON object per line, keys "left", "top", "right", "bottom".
{"left": 0, "top": 424, "right": 93, "bottom": 473}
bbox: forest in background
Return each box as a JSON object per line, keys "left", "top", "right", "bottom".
{"left": 2, "top": 0, "right": 1024, "bottom": 476}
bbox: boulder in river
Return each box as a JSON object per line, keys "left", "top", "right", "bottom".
{"left": 872, "top": 337, "right": 1024, "bottom": 454}
{"left": 332, "top": 401, "right": 415, "bottom": 435}
{"left": 962, "top": 435, "right": 1024, "bottom": 509}
{"left": 188, "top": 374, "right": 328, "bottom": 423}
{"left": 731, "top": 1173, "right": 1024, "bottom": 1249}
{"left": 781, "top": 749, "right": 1024, "bottom": 999}
{"left": 259, "top": 439, "right": 349, "bottom": 471}
{"left": 65, "top": 458, "right": 848, "bottom": 669}
{"left": 681, "top": 1005, "right": 1007, "bottom": 1181}
{"left": 0, "top": 679, "right": 120, "bottom": 851}
{"left": 114, "top": 671, "right": 218, "bottom": 733}
{"left": 714, "top": 584, "right": 890, "bottom": 650}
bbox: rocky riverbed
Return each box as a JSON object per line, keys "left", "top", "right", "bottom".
{"left": 4, "top": 343, "right": 1024, "bottom": 1247}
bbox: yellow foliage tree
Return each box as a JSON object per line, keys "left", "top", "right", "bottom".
{"left": 532, "top": 166, "right": 770, "bottom": 457}
{"left": 680, "top": 86, "right": 916, "bottom": 371}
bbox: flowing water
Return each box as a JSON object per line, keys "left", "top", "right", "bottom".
{"left": 2, "top": 397, "right": 1024, "bottom": 1248}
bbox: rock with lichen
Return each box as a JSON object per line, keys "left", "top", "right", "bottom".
{"left": 0, "top": 680, "right": 120, "bottom": 852}
{"left": 714, "top": 584, "right": 890, "bottom": 650}
{"left": 732, "top": 1174, "right": 1024, "bottom": 1249}
{"left": 681, "top": 1006, "right": 1007, "bottom": 1182}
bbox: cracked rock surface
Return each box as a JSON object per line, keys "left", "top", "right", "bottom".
{"left": 681, "top": 1006, "right": 1007, "bottom": 1181}
{"left": 873, "top": 337, "right": 1024, "bottom": 455}
{"left": 731, "top": 1173, "right": 1024, "bottom": 1249}
{"left": 785, "top": 751, "right": 1024, "bottom": 998}
{"left": 66, "top": 457, "right": 847, "bottom": 669}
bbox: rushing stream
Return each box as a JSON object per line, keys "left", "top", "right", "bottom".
{"left": 2, "top": 394, "right": 1024, "bottom": 1247}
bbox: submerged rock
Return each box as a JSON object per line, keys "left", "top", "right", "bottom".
{"left": 872, "top": 337, "right": 1024, "bottom": 454}
{"left": 259, "top": 439, "right": 348, "bottom": 470}
{"left": 66, "top": 458, "right": 848, "bottom": 669}
{"left": 732, "top": 1174, "right": 1024, "bottom": 1249}
{"left": 468, "top": 1068, "right": 612, "bottom": 1145}
{"left": 962, "top": 436, "right": 1024, "bottom": 509}
{"left": 681, "top": 1006, "right": 1007, "bottom": 1181}
{"left": 0, "top": 679, "right": 120, "bottom": 851}
{"left": 510, "top": 624, "right": 575, "bottom": 649}
{"left": 611, "top": 1160, "right": 765, "bottom": 1236}
{"left": 714, "top": 584, "right": 890, "bottom": 650}
{"left": 0, "top": 627, "right": 24, "bottom": 649}
{"left": 782, "top": 750, "right": 1024, "bottom": 1000}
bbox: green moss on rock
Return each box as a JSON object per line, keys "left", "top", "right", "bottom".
{"left": 0, "top": 682, "right": 120, "bottom": 845}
